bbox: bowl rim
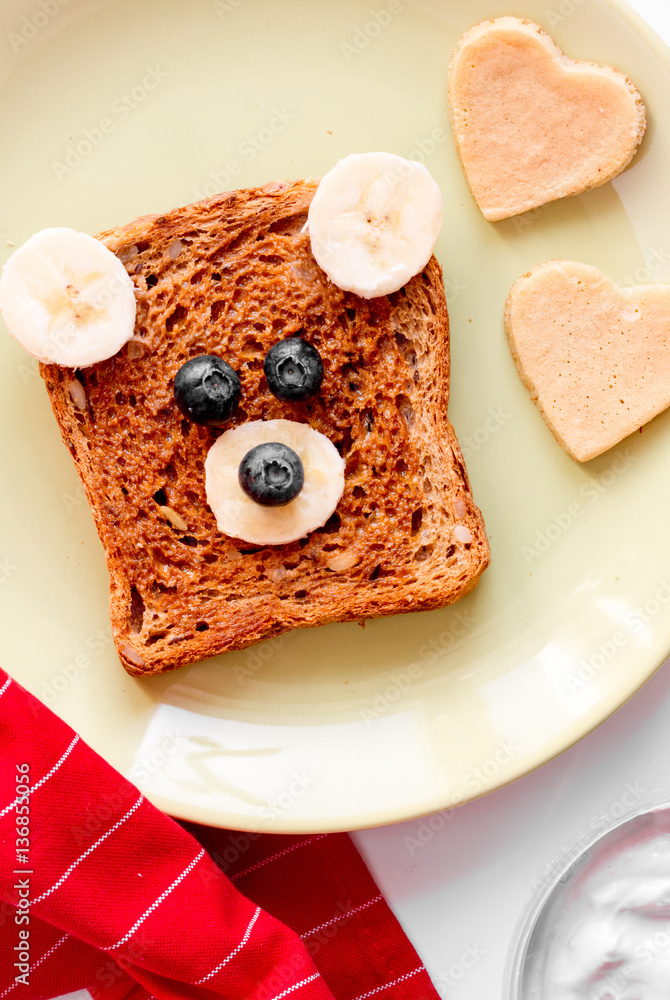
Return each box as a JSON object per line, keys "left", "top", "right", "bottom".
{"left": 503, "top": 786, "right": 670, "bottom": 999}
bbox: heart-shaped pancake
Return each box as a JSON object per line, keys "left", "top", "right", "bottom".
{"left": 505, "top": 261, "right": 670, "bottom": 462}
{"left": 448, "top": 18, "right": 646, "bottom": 221}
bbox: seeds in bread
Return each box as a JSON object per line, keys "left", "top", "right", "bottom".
{"left": 40, "top": 179, "right": 490, "bottom": 675}
{"left": 505, "top": 260, "right": 670, "bottom": 462}
{"left": 448, "top": 17, "right": 646, "bottom": 221}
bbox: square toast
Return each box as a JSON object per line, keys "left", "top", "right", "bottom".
{"left": 40, "top": 179, "right": 489, "bottom": 675}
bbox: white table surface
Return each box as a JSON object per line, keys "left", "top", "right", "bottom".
{"left": 51, "top": 3, "right": 670, "bottom": 999}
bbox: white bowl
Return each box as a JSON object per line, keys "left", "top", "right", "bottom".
{"left": 505, "top": 788, "right": 670, "bottom": 999}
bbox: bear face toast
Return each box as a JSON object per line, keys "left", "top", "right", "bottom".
{"left": 35, "top": 178, "right": 489, "bottom": 675}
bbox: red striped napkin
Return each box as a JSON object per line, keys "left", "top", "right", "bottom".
{"left": 0, "top": 669, "right": 438, "bottom": 1000}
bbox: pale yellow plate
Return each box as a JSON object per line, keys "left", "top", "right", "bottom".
{"left": 2, "top": 0, "right": 670, "bottom": 833}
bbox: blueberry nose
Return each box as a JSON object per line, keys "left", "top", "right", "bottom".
{"left": 238, "top": 442, "right": 305, "bottom": 507}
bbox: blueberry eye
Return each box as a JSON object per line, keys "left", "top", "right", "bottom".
{"left": 263, "top": 337, "right": 324, "bottom": 401}
{"left": 238, "top": 442, "right": 304, "bottom": 507}
{"left": 174, "top": 355, "right": 241, "bottom": 426}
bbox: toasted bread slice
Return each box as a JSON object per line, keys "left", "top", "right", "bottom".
{"left": 40, "top": 179, "right": 489, "bottom": 676}
{"left": 448, "top": 17, "right": 646, "bottom": 221}
{"left": 505, "top": 260, "right": 670, "bottom": 461}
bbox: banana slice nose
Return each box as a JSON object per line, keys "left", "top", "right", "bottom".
{"left": 204, "top": 419, "right": 345, "bottom": 546}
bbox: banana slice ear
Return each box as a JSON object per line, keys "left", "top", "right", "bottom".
{"left": 306, "top": 152, "right": 443, "bottom": 299}
{"left": 0, "top": 227, "right": 136, "bottom": 367}
{"left": 205, "top": 419, "right": 345, "bottom": 546}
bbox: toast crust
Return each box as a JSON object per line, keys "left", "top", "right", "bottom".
{"left": 448, "top": 17, "right": 646, "bottom": 221}
{"left": 41, "top": 179, "right": 489, "bottom": 675}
